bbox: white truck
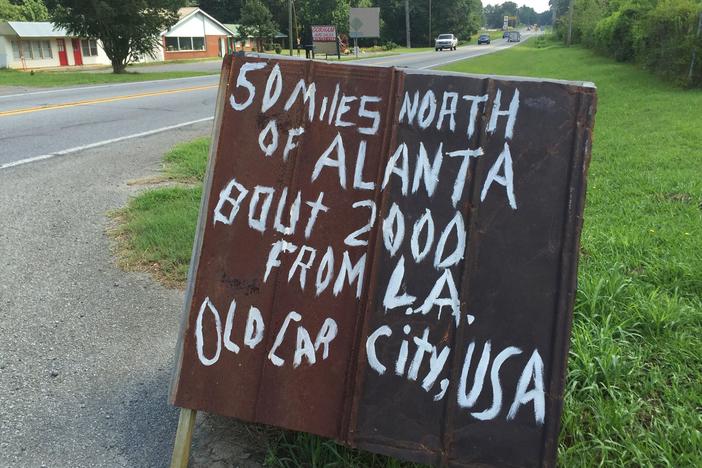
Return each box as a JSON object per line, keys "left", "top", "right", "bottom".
{"left": 435, "top": 34, "right": 458, "bottom": 51}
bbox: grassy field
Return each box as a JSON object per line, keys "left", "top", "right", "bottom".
{"left": 113, "top": 38, "right": 702, "bottom": 466}
{"left": 0, "top": 69, "right": 216, "bottom": 88}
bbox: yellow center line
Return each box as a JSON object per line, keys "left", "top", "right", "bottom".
{"left": 0, "top": 84, "right": 217, "bottom": 117}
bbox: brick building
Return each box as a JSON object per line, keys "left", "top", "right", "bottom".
{"left": 161, "top": 7, "right": 234, "bottom": 60}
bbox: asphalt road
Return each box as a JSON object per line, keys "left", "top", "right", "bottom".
{"left": 0, "top": 33, "right": 534, "bottom": 168}
{"left": 0, "top": 33, "right": 533, "bottom": 467}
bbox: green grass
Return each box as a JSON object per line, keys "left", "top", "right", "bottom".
{"left": 0, "top": 69, "right": 216, "bottom": 88}
{"left": 114, "top": 38, "right": 702, "bottom": 466}
{"left": 442, "top": 37, "right": 702, "bottom": 466}
{"left": 110, "top": 138, "right": 209, "bottom": 285}
{"left": 163, "top": 137, "right": 210, "bottom": 182}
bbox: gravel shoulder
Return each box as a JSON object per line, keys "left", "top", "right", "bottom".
{"left": 0, "top": 123, "right": 263, "bottom": 467}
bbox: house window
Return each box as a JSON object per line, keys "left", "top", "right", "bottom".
{"left": 11, "top": 41, "right": 21, "bottom": 60}
{"left": 165, "top": 36, "right": 206, "bottom": 52}
{"left": 192, "top": 37, "right": 205, "bottom": 50}
{"left": 31, "top": 41, "right": 42, "bottom": 59}
{"left": 41, "top": 40, "right": 52, "bottom": 58}
{"left": 81, "top": 39, "right": 98, "bottom": 57}
{"left": 10, "top": 40, "right": 53, "bottom": 60}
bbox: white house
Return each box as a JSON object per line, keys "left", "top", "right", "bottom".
{"left": 0, "top": 21, "right": 110, "bottom": 69}
{"left": 160, "top": 7, "right": 234, "bottom": 60}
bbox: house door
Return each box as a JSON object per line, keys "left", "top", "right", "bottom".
{"left": 57, "top": 39, "right": 68, "bottom": 66}
{"left": 71, "top": 39, "right": 83, "bottom": 66}
{"left": 218, "top": 37, "right": 224, "bottom": 57}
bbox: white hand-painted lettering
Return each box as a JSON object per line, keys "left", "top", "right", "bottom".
{"left": 462, "top": 94, "right": 488, "bottom": 139}
{"left": 261, "top": 63, "right": 282, "bottom": 112}
{"left": 315, "top": 246, "right": 335, "bottom": 296}
{"left": 353, "top": 141, "right": 375, "bottom": 190}
{"left": 314, "top": 318, "right": 338, "bottom": 360}
{"left": 273, "top": 187, "right": 301, "bottom": 235}
{"left": 382, "top": 143, "right": 410, "bottom": 195}
{"left": 283, "top": 127, "right": 305, "bottom": 162}
{"left": 411, "top": 142, "right": 443, "bottom": 198}
{"left": 335, "top": 95, "right": 357, "bottom": 127}
{"left": 195, "top": 297, "right": 222, "bottom": 366}
{"left": 344, "top": 200, "right": 376, "bottom": 247}
{"left": 268, "top": 311, "right": 302, "bottom": 366}
{"left": 288, "top": 245, "right": 317, "bottom": 290}
{"left": 358, "top": 96, "right": 382, "bottom": 135}
{"left": 383, "top": 256, "right": 416, "bottom": 311}
{"left": 333, "top": 251, "right": 366, "bottom": 298}
{"left": 434, "top": 211, "right": 466, "bottom": 269}
{"left": 247, "top": 185, "right": 275, "bottom": 232}
{"left": 507, "top": 350, "right": 545, "bottom": 424}
{"left": 481, "top": 142, "right": 517, "bottom": 209}
{"left": 446, "top": 147, "right": 483, "bottom": 207}
{"left": 382, "top": 203, "right": 405, "bottom": 256}
{"left": 437, "top": 92, "right": 459, "bottom": 131}
{"left": 487, "top": 88, "right": 520, "bottom": 140}
{"left": 312, "top": 133, "right": 347, "bottom": 189}
{"left": 366, "top": 325, "right": 392, "bottom": 375}
{"left": 213, "top": 178, "right": 248, "bottom": 226}
{"left": 229, "top": 62, "right": 266, "bottom": 111}
{"left": 410, "top": 209, "right": 435, "bottom": 263}
{"left": 223, "top": 299, "right": 240, "bottom": 353}
{"left": 243, "top": 306, "right": 264, "bottom": 349}
{"left": 258, "top": 119, "right": 278, "bottom": 157}
{"left": 284, "top": 79, "right": 316, "bottom": 120}
{"left": 471, "top": 346, "right": 522, "bottom": 420}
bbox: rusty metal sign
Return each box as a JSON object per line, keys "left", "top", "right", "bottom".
{"left": 170, "top": 54, "right": 597, "bottom": 467}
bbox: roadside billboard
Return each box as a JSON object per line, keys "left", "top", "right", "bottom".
{"left": 349, "top": 7, "right": 380, "bottom": 38}
{"left": 311, "top": 25, "right": 337, "bottom": 42}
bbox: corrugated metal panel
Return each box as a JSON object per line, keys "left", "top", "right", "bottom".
{"left": 171, "top": 54, "right": 597, "bottom": 467}
{"left": 7, "top": 22, "right": 68, "bottom": 38}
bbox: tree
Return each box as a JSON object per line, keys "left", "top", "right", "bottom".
{"left": 20, "top": 0, "right": 49, "bottom": 20}
{"left": 1, "top": 0, "right": 49, "bottom": 21}
{"left": 239, "top": 0, "right": 277, "bottom": 51}
{"left": 0, "top": 0, "right": 22, "bottom": 20}
{"left": 198, "top": 0, "right": 243, "bottom": 23}
{"left": 49, "top": 0, "right": 184, "bottom": 73}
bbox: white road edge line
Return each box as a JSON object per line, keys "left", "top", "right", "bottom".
{"left": 0, "top": 74, "right": 219, "bottom": 100}
{"left": 0, "top": 116, "right": 214, "bottom": 171}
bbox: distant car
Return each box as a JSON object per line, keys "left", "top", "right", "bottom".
{"left": 435, "top": 34, "right": 458, "bottom": 51}
{"left": 477, "top": 34, "right": 491, "bottom": 45}
{"left": 508, "top": 31, "right": 521, "bottom": 42}
{"left": 503, "top": 31, "right": 510, "bottom": 39}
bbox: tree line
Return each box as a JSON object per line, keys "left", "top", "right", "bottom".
{"left": 483, "top": 1, "right": 552, "bottom": 29}
{"left": 551, "top": 0, "right": 702, "bottom": 86}
{"left": 2, "top": 0, "right": 553, "bottom": 75}
{"left": 200, "top": 0, "right": 486, "bottom": 48}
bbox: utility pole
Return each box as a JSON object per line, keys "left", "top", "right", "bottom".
{"left": 429, "top": 0, "right": 432, "bottom": 47}
{"left": 566, "top": 0, "right": 574, "bottom": 46}
{"left": 288, "top": 0, "right": 293, "bottom": 55}
{"left": 405, "top": 0, "right": 411, "bottom": 48}
{"left": 689, "top": 11, "right": 702, "bottom": 83}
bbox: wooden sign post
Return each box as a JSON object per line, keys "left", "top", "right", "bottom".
{"left": 170, "top": 54, "right": 596, "bottom": 467}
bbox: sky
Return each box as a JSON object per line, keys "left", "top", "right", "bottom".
{"left": 485, "top": 0, "right": 552, "bottom": 14}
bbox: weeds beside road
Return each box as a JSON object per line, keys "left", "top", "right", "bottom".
{"left": 112, "top": 39, "right": 702, "bottom": 466}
